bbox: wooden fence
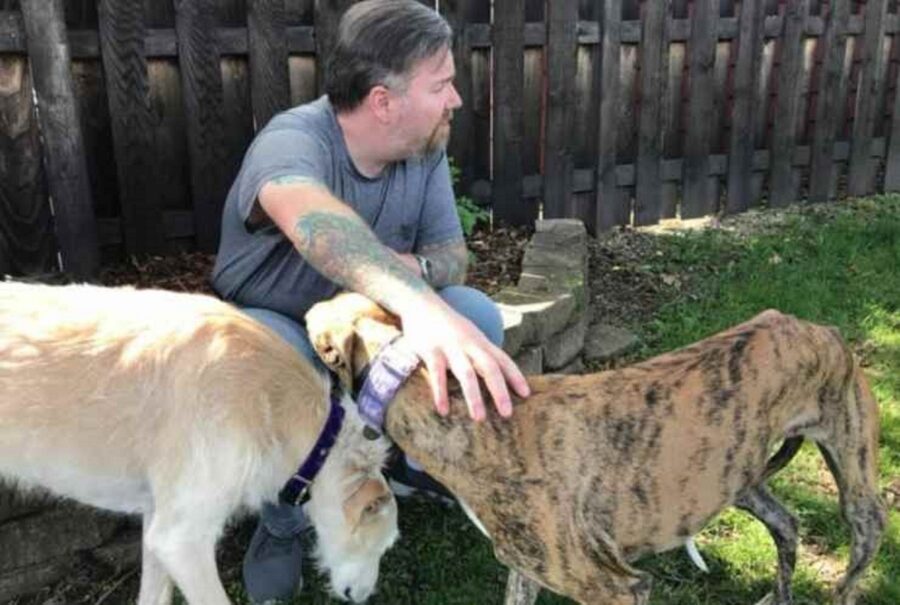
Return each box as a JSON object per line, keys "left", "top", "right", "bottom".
{"left": 1, "top": 0, "right": 899, "bottom": 278}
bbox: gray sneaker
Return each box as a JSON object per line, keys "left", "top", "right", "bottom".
{"left": 243, "top": 503, "right": 308, "bottom": 603}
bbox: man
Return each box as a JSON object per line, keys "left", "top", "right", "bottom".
{"left": 210, "top": 1, "right": 530, "bottom": 601}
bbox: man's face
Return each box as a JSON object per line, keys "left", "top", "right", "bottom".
{"left": 392, "top": 48, "right": 462, "bottom": 157}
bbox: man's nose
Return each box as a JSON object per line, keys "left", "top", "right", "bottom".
{"left": 448, "top": 83, "right": 463, "bottom": 110}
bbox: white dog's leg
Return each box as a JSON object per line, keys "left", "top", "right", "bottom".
{"left": 137, "top": 511, "right": 175, "bottom": 605}
{"left": 143, "top": 509, "right": 231, "bottom": 605}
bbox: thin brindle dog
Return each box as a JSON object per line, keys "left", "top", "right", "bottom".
{"left": 305, "top": 292, "right": 887, "bottom": 605}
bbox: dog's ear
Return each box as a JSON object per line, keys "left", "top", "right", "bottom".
{"left": 343, "top": 477, "right": 395, "bottom": 528}
{"left": 310, "top": 323, "right": 356, "bottom": 391}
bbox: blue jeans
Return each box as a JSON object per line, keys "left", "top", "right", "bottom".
{"left": 241, "top": 285, "right": 503, "bottom": 533}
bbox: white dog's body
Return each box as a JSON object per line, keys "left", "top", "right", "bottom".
{"left": 0, "top": 282, "right": 398, "bottom": 604}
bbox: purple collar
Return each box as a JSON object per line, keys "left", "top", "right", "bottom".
{"left": 354, "top": 337, "right": 420, "bottom": 438}
{"left": 279, "top": 388, "right": 345, "bottom": 506}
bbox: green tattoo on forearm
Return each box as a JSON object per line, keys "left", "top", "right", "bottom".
{"left": 293, "top": 212, "right": 428, "bottom": 302}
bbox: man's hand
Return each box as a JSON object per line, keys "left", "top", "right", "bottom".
{"left": 398, "top": 298, "right": 530, "bottom": 421}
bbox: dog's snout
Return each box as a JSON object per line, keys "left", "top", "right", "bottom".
{"left": 343, "top": 586, "right": 353, "bottom": 600}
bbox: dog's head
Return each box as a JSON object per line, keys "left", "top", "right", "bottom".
{"left": 305, "top": 293, "right": 402, "bottom": 391}
{"left": 304, "top": 393, "right": 399, "bottom": 602}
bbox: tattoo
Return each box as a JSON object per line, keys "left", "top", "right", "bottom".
{"left": 419, "top": 240, "right": 469, "bottom": 288}
{"left": 293, "top": 212, "right": 428, "bottom": 311}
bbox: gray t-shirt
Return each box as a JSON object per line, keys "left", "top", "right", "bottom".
{"left": 211, "top": 96, "right": 463, "bottom": 320}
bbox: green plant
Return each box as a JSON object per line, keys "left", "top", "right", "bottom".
{"left": 449, "top": 157, "right": 489, "bottom": 237}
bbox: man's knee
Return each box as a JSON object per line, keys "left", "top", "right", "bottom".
{"left": 437, "top": 285, "right": 504, "bottom": 347}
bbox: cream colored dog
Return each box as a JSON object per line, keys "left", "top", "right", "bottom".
{"left": 0, "top": 282, "right": 398, "bottom": 604}
{"left": 305, "top": 292, "right": 886, "bottom": 605}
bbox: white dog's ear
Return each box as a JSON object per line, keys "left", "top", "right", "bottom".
{"left": 311, "top": 323, "right": 356, "bottom": 391}
{"left": 343, "top": 477, "right": 395, "bottom": 528}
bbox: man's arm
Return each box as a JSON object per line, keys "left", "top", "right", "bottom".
{"left": 394, "top": 239, "right": 468, "bottom": 288}
{"left": 259, "top": 178, "right": 529, "bottom": 420}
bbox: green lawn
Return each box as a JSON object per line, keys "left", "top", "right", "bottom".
{"left": 277, "top": 196, "right": 899, "bottom": 604}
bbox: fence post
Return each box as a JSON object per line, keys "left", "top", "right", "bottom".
{"left": 809, "top": 0, "right": 850, "bottom": 203}
{"left": 493, "top": 0, "right": 534, "bottom": 226}
{"left": 174, "top": 0, "right": 228, "bottom": 252}
{"left": 314, "top": 0, "right": 355, "bottom": 96}
{"left": 769, "top": 0, "right": 809, "bottom": 208}
{"left": 634, "top": 0, "right": 668, "bottom": 226}
{"left": 543, "top": 0, "right": 578, "bottom": 219}
{"left": 682, "top": 0, "right": 719, "bottom": 218}
{"left": 441, "top": 0, "right": 476, "bottom": 193}
{"left": 97, "top": 0, "right": 165, "bottom": 255}
{"left": 847, "top": 0, "right": 887, "bottom": 197}
{"left": 248, "top": 0, "right": 291, "bottom": 131}
{"left": 725, "top": 0, "right": 766, "bottom": 214}
{"left": 21, "top": 0, "right": 99, "bottom": 278}
{"left": 595, "top": 0, "right": 624, "bottom": 231}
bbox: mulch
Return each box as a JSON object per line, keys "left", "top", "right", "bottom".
{"left": 95, "top": 224, "right": 533, "bottom": 297}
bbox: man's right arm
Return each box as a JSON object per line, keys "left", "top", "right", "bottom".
{"left": 258, "top": 178, "right": 531, "bottom": 420}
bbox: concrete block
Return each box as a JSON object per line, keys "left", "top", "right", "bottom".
{"left": 584, "top": 323, "right": 640, "bottom": 362}
{"left": 543, "top": 314, "right": 588, "bottom": 371}
{"left": 493, "top": 289, "right": 576, "bottom": 344}
{"left": 513, "top": 346, "right": 543, "bottom": 376}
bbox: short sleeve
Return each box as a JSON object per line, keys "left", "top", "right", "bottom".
{"left": 414, "top": 152, "right": 464, "bottom": 250}
{"left": 235, "top": 128, "right": 332, "bottom": 225}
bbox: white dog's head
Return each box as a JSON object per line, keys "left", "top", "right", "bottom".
{"left": 304, "top": 396, "right": 399, "bottom": 602}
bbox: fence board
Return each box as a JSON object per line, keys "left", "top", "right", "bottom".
{"left": 726, "top": 0, "right": 766, "bottom": 214}
{"left": 848, "top": 0, "right": 887, "bottom": 196}
{"left": 314, "top": 0, "right": 354, "bottom": 96}
{"left": 769, "top": 0, "right": 809, "bottom": 207}
{"left": 810, "top": 0, "right": 851, "bottom": 202}
{"left": 493, "top": 0, "right": 534, "bottom": 225}
{"left": 682, "top": 0, "right": 719, "bottom": 218}
{"left": 0, "top": 54, "right": 55, "bottom": 275}
{"left": 886, "top": 37, "right": 900, "bottom": 189}
{"left": 174, "top": 0, "right": 228, "bottom": 252}
{"left": 634, "top": 0, "right": 667, "bottom": 226}
{"left": 441, "top": 0, "right": 476, "bottom": 191}
{"left": 543, "top": 0, "right": 578, "bottom": 218}
{"left": 97, "top": 0, "right": 165, "bottom": 254}
{"left": 596, "top": 0, "right": 625, "bottom": 230}
{"left": 20, "top": 0, "right": 98, "bottom": 277}
{"left": 248, "top": 0, "right": 290, "bottom": 130}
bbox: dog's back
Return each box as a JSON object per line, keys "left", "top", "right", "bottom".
{"left": 0, "top": 282, "right": 326, "bottom": 514}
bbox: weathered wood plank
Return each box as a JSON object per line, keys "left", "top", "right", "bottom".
{"left": 809, "top": 0, "right": 851, "bottom": 202}
{"left": 20, "top": 0, "right": 98, "bottom": 277}
{"left": 543, "top": 0, "right": 578, "bottom": 218}
{"left": 469, "top": 1, "right": 492, "bottom": 195}
{"left": 97, "top": 0, "right": 165, "bottom": 254}
{"left": 493, "top": 0, "right": 533, "bottom": 225}
{"left": 634, "top": 0, "right": 667, "bottom": 226}
{"left": 314, "top": 0, "right": 354, "bottom": 96}
{"left": 769, "top": 0, "right": 810, "bottom": 208}
{"left": 0, "top": 55, "right": 55, "bottom": 275}
{"left": 248, "top": 0, "right": 290, "bottom": 130}
{"left": 885, "top": 38, "right": 900, "bottom": 190}
{"left": 596, "top": 0, "right": 625, "bottom": 230}
{"left": 726, "top": 0, "right": 766, "bottom": 214}
{"left": 441, "top": 0, "right": 476, "bottom": 191}
{"left": 682, "top": 0, "right": 718, "bottom": 218}
{"left": 848, "top": 0, "right": 887, "bottom": 196}
{"left": 174, "top": 0, "right": 229, "bottom": 252}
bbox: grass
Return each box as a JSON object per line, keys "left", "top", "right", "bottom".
{"left": 270, "top": 196, "right": 899, "bottom": 604}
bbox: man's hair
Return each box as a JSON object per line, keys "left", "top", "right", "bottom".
{"left": 325, "top": 0, "right": 453, "bottom": 112}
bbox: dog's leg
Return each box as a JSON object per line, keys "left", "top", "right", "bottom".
{"left": 734, "top": 485, "right": 798, "bottom": 605}
{"left": 503, "top": 570, "right": 541, "bottom": 605}
{"left": 143, "top": 507, "right": 231, "bottom": 605}
{"left": 137, "top": 511, "right": 175, "bottom": 605}
{"left": 816, "top": 441, "right": 887, "bottom": 605}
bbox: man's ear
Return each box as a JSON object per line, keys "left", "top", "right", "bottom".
{"left": 366, "top": 85, "right": 393, "bottom": 124}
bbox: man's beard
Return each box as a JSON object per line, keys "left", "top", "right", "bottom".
{"left": 421, "top": 115, "right": 452, "bottom": 155}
